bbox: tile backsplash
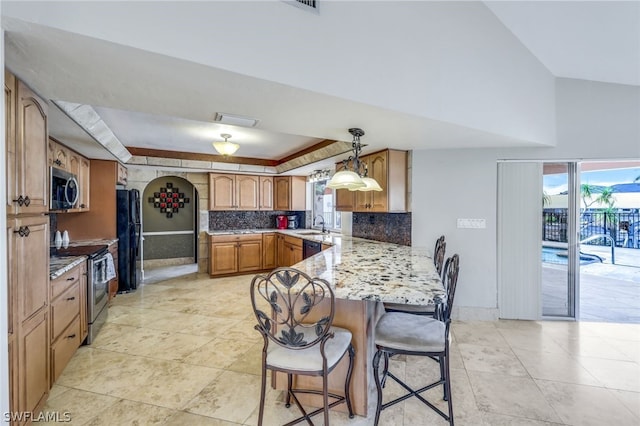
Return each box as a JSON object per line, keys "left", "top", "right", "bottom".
{"left": 352, "top": 212, "right": 411, "bottom": 246}
{"left": 209, "top": 210, "right": 308, "bottom": 230}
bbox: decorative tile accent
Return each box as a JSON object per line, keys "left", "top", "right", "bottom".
{"left": 352, "top": 212, "right": 411, "bottom": 246}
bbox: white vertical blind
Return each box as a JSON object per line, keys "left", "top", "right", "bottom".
{"left": 497, "top": 162, "right": 542, "bottom": 320}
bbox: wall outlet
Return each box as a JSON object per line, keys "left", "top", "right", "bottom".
{"left": 457, "top": 218, "right": 486, "bottom": 229}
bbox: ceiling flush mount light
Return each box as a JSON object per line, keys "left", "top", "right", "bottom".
{"left": 213, "top": 133, "right": 240, "bottom": 156}
{"left": 326, "top": 128, "right": 382, "bottom": 192}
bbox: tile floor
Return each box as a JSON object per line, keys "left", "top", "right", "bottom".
{"left": 42, "top": 267, "right": 640, "bottom": 425}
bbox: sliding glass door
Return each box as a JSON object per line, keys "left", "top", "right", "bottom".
{"left": 541, "top": 162, "right": 579, "bottom": 318}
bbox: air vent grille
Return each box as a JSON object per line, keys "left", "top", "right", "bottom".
{"left": 285, "top": 0, "right": 319, "bottom": 13}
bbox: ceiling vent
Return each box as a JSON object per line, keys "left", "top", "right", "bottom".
{"left": 213, "top": 112, "right": 260, "bottom": 128}
{"left": 285, "top": 0, "right": 319, "bottom": 13}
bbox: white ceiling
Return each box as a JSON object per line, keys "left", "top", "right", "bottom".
{"left": 3, "top": 1, "right": 639, "bottom": 174}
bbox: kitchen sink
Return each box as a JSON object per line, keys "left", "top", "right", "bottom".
{"left": 296, "top": 230, "right": 326, "bottom": 236}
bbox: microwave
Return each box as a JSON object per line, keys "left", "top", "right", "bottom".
{"left": 50, "top": 167, "right": 79, "bottom": 210}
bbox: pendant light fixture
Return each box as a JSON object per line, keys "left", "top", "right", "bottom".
{"left": 213, "top": 133, "right": 240, "bottom": 156}
{"left": 326, "top": 128, "right": 382, "bottom": 192}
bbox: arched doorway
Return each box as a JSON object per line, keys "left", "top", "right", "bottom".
{"left": 141, "top": 176, "right": 198, "bottom": 281}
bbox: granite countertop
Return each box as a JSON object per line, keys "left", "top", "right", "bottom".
{"left": 50, "top": 256, "right": 86, "bottom": 280}
{"left": 66, "top": 238, "right": 118, "bottom": 247}
{"left": 292, "top": 238, "right": 446, "bottom": 306}
{"left": 207, "top": 228, "right": 341, "bottom": 245}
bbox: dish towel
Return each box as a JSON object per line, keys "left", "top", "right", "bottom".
{"left": 105, "top": 252, "right": 117, "bottom": 282}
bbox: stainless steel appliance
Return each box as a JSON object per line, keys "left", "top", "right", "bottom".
{"left": 50, "top": 167, "right": 79, "bottom": 210}
{"left": 52, "top": 244, "right": 110, "bottom": 344}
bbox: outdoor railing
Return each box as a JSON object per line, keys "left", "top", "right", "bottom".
{"left": 543, "top": 209, "right": 640, "bottom": 249}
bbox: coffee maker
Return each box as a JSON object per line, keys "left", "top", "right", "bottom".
{"left": 287, "top": 214, "right": 299, "bottom": 229}
{"left": 276, "top": 215, "right": 288, "bottom": 229}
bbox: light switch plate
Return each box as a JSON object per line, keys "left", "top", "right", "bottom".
{"left": 457, "top": 218, "right": 486, "bottom": 229}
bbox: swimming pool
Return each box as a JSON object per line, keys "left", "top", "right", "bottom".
{"left": 541, "top": 247, "right": 602, "bottom": 265}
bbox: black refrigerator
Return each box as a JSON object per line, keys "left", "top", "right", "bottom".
{"left": 116, "top": 189, "right": 141, "bottom": 292}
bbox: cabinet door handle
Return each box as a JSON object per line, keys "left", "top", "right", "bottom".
{"left": 23, "top": 196, "right": 30, "bottom": 206}
{"left": 66, "top": 296, "right": 76, "bottom": 301}
{"left": 13, "top": 226, "right": 30, "bottom": 237}
{"left": 54, "top": 159, "right": 62, "bottom": 166}
{"left": 66, "top": 333, "right": 76, "bottom": 339}
{"left": 12, "top": 195, "right": 24, "bottom": 206}
{"left": 66, "top": 277, "right": 75, "bottom": 281}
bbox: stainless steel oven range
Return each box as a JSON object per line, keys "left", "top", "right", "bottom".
{"left": 51, "top": 244, "right": 110, "bottom": 344}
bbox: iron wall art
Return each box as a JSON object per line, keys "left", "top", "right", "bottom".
{"left": 147, "top": 182, "right": 190, "bottom": 218}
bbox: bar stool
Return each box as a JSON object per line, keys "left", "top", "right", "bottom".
{"left": 372, "top": 254, "right": 459, "bottom": 426}
{"left": 383, "top": 235, "right": 446, "bottom": 316}
{"left": 250, "top": 267, "right": 355, "bottom": 426}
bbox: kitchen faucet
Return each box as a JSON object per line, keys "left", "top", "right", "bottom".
{"left": 314, "top": 214, "right": 327, "bottom": 233}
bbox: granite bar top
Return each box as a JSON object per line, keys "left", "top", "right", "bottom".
{"left": 291, "top": 237, "right": 445, "bottom": 306}
{"left": 50, "top": 256, "right": 86, "bottom": 280}
{"left": 207, "top": 228, "right": 340, "bottom": 245}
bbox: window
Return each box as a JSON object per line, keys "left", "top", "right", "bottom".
{"left": 312, "top": 180, "right": 340, "bottom": 231}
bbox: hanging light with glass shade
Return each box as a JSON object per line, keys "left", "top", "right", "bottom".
{"left": 326, "top": 128, "right": 382, "bottom": 191}
{"left": 213, "top": 133, "right": 240, "bottom": 156}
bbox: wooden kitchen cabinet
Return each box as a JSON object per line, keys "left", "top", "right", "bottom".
{"left": 209, "top": 173, "right": 262, "bottom": 210}
{"left": 209, "top": 233, "right": 263, "bottom": 276}
{"left": 57, "top": 159, "right": 122, "bottom": 240}
{"left": 17, "top": 310, "right": 50, "bottom": 419}
{"left": 262, "top": 233, "right": 277, "bottom": 270}
{"left": 274, "top": 176, "right": 306, "bottom": 211}
{"left": 259, "top": 176, "right": 274, "bottom": 211}
{"left": 282, "top": 235, "right": 303, "bottom": 267}
{"left": 49, "top": 138, "right": 91, "bottom": 212}
{"left": 335, "top": 149, "right": 407, "bottom": 213}
{"left": 276, "top": 233, "right": 285, "bottom": 267}
{"left": 5, "top": 71, "right": 49, "bottom": 215}
{"left": 50, "top": 261, "right": 84, "bottom": 384}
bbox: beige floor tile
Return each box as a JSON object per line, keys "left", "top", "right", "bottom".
{"left": 451, "top": 322, "right": 510, "bottom": 348}
{"left": 498, "top": 327, "right": 570, "bottom": 354}
{"left": 185, "top": 370, "right": 262, "bottom": 423}
{"left": 512, "top": 346, "right": 602, "bottom": 386}
{"left": 243, "top": 387, "right": 317, "bottom": 426}
{"left": 536, "top": 379, "right": 639, "bottom": 426}
{"left": 481, "top": 412, "right": 564, "bottom": 425}
{"left": 553, "top": 334, "right": 636, "bottom": 361}
{"left": 123, "top": 358, "right": 223, "bottom": 409}
{"left": 184, "top": 337, "right": 256, "bottom": 369}
{"left": 47, "top": 384, "right": 71, "bottom": 400}
{"left": 577, "top": 356, "right": 640, "bottom": 392}
{"left": 226, "top": 342, "right": 264, "bottom": 376}
{"left": 161, "top": 411, "right": 238, "bottom": 425}
{"left": 83, "top": 399, "right": 174, "bottom": 426}
{"left": 610, "top": 389, "right": 640, "bottom": 420}
{"left": 41, "top": 388, "right": 119, "bottom": 426}
{"left": 467, "top": 370, "right": 562, "bottom": 423}
{"left": 458, "top": 343, "right": 528, "bottom": 377}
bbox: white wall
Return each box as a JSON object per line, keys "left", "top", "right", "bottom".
{"left": 412, "top": 79, "right": 640, "bottom": 320}
{"left": 3, "top": 1, "right": 555, "bottom": 145}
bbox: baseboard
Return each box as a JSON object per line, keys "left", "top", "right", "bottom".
{"left": 452, "top": 306, "right": 499, "bottom": 321}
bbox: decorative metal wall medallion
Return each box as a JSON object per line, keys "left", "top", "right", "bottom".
{"left": 148, "top": 182, "right": 190, "bottom": 218}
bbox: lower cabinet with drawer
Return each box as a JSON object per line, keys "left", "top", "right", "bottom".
{"left": 209, "top": 233, "right": 263, "bottom": 277}
{"left": 49, "top": 261, "right": 86, "bottom": 385}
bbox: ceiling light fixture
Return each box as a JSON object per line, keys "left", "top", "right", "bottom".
{"left": 213, "top": 133, "right": 240, "bottom": 156}
{"left": 326, "top": 128, "right": 382, "bottom": 192}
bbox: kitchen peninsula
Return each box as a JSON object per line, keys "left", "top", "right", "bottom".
{"left": 214, "top": 228, "right": 445, "bottom": 416}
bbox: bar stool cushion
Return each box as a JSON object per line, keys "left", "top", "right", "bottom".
{"left": 375, "top": 312, "right": 445, "bottom": 353}
{"left": 267, "top": 326, "right": 353, "bottom": 372}
{"left": 383, "top": 302, "right": 435, "bottom": 315}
